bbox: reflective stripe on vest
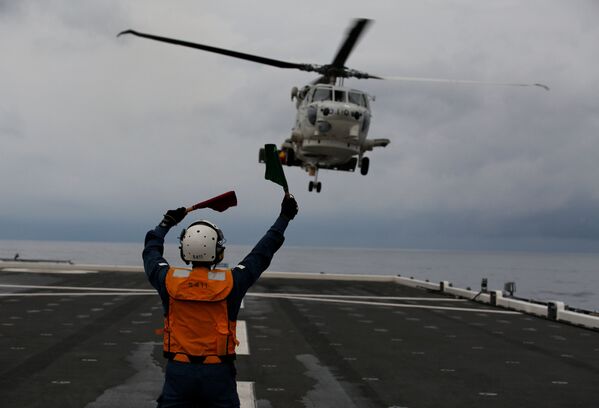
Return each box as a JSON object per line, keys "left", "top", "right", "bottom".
{"left": 163, "top": 266, "right": 238, "bottom": 359}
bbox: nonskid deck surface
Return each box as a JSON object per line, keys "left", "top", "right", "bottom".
{"left": 0, "top": 269, "right": 598, "bottom": 407}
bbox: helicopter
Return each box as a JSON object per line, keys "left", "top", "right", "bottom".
{"left": 118, "top": 19, "right": 548, "bottom": 193}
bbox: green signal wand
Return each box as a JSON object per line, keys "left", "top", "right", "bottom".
{"left": 263, "top": 144, "right": 289, "bottom": 195}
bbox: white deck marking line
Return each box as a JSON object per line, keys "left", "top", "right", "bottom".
{"left": 236, "top": 320, "right": 250, "bottom": 355}
{"left": 237, "top": 381, "right": 256, "bottom": 408}
{"left": 0, "top": 292, "right": 155, "bottom": 297}
{"left": 0, "top": 284, "right": 153, "bottom": 292}
{"left": 247, "top": 293, "right": 521, "bottom": 314}
{"left": 249, "top": 292, "right": 467, "bottom": 301}
{"left": 0, "top": 268, "right": 97, "bottom": 274}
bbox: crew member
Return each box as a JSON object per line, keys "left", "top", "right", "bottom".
{"left": 143, "top": 194, "right": 298, "bottom": 407}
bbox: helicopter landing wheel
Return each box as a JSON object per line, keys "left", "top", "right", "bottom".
{"left": 308, "top": 181, "right": 322, "bottom": 192}
{"left": 360, "top": 157, "right": 370, "bottom": 176}
{"left": 286, "top": 148, "right": 295, "bottom": 166}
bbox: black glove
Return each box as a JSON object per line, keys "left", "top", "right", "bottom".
{"left": 280, "top": 194, "right": 298, "bottom": 220}
{"left": 159, "top": 207, "right": 187, "bottom": 228}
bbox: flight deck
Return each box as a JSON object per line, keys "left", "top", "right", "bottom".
{"left": 0, "top": 264, "right": 598, "bottom": 407}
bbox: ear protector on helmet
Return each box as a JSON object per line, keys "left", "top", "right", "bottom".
{"left": 178, "top": 220, "right": 226, "bottom": 265}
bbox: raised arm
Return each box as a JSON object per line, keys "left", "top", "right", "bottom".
{"left": 142, "top": 207, "right": 187, "bottom": 300}
{"left": 231, "top": 195, "right": 298, "bottom": 298}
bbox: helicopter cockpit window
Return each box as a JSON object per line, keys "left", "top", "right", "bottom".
{"left": 313, "top": 88, "right": 332, "bottom": 102}
{"left": 348, "top": 91, "right": 366, "bottom": 106}
{"left": 334, "top": 90, "right": 346, "bottom": 102}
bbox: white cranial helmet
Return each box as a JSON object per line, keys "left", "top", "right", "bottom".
{"left": 179, "top": 220, "right": 226, "bottom": 265}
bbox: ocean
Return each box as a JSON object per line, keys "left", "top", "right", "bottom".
{"left": 1, "top": 239, "right": 598, "bottom": 311}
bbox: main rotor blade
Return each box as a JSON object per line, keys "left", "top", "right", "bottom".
{"left": 330, "top": 19, "right": 372, "bottom": 69}
{"left": 379, "top": 75, "right": 549, "bottom": 91}
{"left": 118, "top": 29, "right": 313, "bottom": 71}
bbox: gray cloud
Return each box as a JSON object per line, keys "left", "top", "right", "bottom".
{"left": 0, "top": 106, "right": 23, "bottom": 138}
{"left": 1, "top": 1, "right": 598, "bottom": 251}
{"left": 0, "top": 0, "right": 21, "bottom": 15}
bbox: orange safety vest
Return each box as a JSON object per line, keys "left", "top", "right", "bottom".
{"left": 163, "top": 266, "right": 238, "bottom": 363}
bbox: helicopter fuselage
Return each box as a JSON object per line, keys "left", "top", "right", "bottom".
{"left": 292, "top": 84, "right": 370, "bottom": 166}
{"left": 275, "top": 83, "right": 389, "bottom": 191}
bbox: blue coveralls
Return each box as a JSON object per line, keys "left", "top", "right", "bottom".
{"left": 143, "top": 216, "right": 289, "bottom": 408}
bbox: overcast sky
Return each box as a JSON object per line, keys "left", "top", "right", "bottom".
{"left": 1, "top": 0, "right": 599, "bottom": 251}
